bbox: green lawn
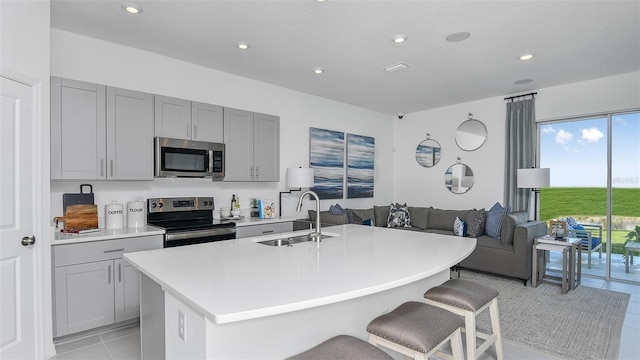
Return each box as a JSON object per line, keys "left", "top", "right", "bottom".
{"left": 539, "top": 187, "right": 640, "bottom": 254}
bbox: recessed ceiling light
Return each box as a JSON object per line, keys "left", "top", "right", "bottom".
{"left": 514, "top": 79, "right": 533, "bottom": 84}
{"left": 391, "top": 34, "right": 408, "bottom": 43}
{"left": 236, "top": 42, "right": 251, "bottom": 50}
{"left": 313, "top": 68, "right": 324, "bottom": 74}
{"left": 519, "top": 53, "right": 534, "bottom": 61}
{"left": 121, "top": 2, "right": 142, "bottom": 14}
{"left": 445, "top": 32, "right": 471, "bottom": 42}
{"left": 384, "top": 63, "right": 409, "bottom": 73}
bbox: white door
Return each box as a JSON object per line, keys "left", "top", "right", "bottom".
{"left": 0, "top": 76, "right": 37, "bottom": 359}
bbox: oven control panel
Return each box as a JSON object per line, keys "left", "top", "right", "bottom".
{"left": 148, "top": 197, "right": 215, "bottom": 213}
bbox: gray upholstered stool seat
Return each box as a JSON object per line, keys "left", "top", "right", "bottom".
{"left": 366, "top": 301, "right": 464, "bottom": 360}
{"left": 424, "top": 279, "right": 504, "bottom": 360}
{"left": 286, "top": 335, "right": 393, "bottom": 360}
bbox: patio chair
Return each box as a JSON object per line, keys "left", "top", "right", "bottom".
{"left": 566, "top": 219, "right": 603, "bottom": 269}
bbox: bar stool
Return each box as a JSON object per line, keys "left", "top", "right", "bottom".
{"left": 286, "top": 335, "right": 393, "bottom": 360}
{"left": 424, "top": 279, "right": 503, "bottom": 360}
{"left": 366, "top": 301, "right": 464, "bottom": 360}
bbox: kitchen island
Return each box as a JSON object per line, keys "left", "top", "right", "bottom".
{"left": 124, "top": 224, "right": 476, "bottom": 359}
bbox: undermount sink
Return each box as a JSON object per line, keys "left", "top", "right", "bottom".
{"left": 258, "top": 233, "right": 335, "bottom": 247}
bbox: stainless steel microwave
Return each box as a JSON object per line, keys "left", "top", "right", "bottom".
{"left": 154, "top": 137, "right": 225, "bottom": 180}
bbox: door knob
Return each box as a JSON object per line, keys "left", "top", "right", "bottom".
{"left": 21, "top": 235, "right": 36, "bottom": 246}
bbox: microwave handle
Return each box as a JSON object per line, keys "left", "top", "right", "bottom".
{"left": 208, "top": 150, "right": 214, "bottom": 172}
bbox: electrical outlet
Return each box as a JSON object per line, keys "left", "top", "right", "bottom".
{"left": 178, "top": 311, "right": 186, "bottom": 341}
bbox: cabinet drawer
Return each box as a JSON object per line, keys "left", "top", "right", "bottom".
{"left": 236, "top": 222, "right": 293, "bottom": 238}
{"left": 53, "top": 235, "right": 163, "bottom": 267}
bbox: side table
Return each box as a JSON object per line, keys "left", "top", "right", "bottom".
{"left": 532, "top": 236, "right": 582, "bottom": 292}
{"left": 625, "top": 241, "right": 640, "bottom": 273}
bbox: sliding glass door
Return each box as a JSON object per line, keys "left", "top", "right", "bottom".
{"left": 539, "top": 111, "right": 639, "bottom": 282}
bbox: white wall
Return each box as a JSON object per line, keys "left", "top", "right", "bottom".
{"left": 394, "top": 71, "right": 640, "bottom": 210}
{"left": 50, "top": 29, "right": 394, "bottom": 221}
{"left": 1, "top": 0, "right": 54, "bottom": 358}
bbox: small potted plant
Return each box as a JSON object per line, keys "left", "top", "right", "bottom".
{"left": 622, "top": 225, "right": 640, "bottom": 260}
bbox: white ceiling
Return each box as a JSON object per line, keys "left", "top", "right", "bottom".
{"left": 51, "top": 0, "right": 640, "bottom": 115}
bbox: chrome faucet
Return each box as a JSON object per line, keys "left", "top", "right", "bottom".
{"left": 296, "top": 190, "right": 322, "bottom": 242}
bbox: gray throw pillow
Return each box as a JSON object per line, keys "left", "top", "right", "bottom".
{"left": 373, "top": 205, "right": 391, "bottom": 227}
{"left": 465, "top": 209, "right": 486, "bottom": 238}
{"left": 346, "top": 209, "right": 363, "bottom": 224}
{"left": 408, "top": 206, "right": 430, "bottom": 230}
{"left": 350, "top": 208, "right": 375, "bottom": 225}
{"left": 387, "top": 203, "right": 411, "bottom": 228}
{"left": 500, "top": 211, "right": 528, "bottom": 246}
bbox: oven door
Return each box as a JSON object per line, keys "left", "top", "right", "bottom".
{"left": 164, "top": 226, "right": 236, "bottom": 248}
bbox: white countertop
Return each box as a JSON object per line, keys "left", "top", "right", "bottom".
{"left": 124, "top": 224, "right": 476, "bottom": 324}
{"left": 52, "top": 225, "right": 165, "bottom": 245}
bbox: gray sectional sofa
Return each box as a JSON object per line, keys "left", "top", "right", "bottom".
{"left": 308, "top": 204, "right": 548, "bottom": 285}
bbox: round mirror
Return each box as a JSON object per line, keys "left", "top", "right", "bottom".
{"left": 455, "top": 118, "right": 487, "bottom": 151}
{"left": 415, "top": 138, "right": 442, "bottom": 168}
{"left": 444, "top": 163, "right": 474, "bottom": 194}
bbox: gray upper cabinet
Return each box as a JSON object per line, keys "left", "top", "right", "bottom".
{"left": 51, "top": 77, "right": 106, "bottom": 180}
{"left": 107, "top": 87, "right": 154, "bottom": 180}
{"left": 223, "top": 108, "right": 280, "bottom": 182}
{"left": 154, "top": 95, "right": 223, "bottom": 143}
{"left": 51, "top": 77, "right": 154, "bottom": 180}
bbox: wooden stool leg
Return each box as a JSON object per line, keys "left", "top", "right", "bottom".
{"left": 464, "top": 311, "right": 476, "bottom": 360}
{"left": 489, "top": 299, "right": 504, "bottom": 360}
{"left": 451, "top": 328, "right": 464, "bottom": 360}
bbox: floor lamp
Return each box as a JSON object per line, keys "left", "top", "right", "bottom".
{"left": 279, "top": 167, "right": 314, "bottom": 216}
{"left": 517, "top": 168, "right": 550, "bottom": 221}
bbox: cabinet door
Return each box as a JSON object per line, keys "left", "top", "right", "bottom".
{"left": 114, "top": 259, "right": 141, "bottom": 322}
{"left": 236, "top": 222, "right": 293, "bottom": 238}
{"left": 191, "top": 102, "right": 223, "bottom": 143}
{"left": 106, "top": 87, "right": 154, "bottom": 180}
{"left": 253, "top": 113, "right": 280, "bottom": 181}
{"left": 154, "top": 95, "right": 191, "bottom": 139}
{"left": 223, "top": 108, "right": 254, "bottom": 181}
{"left": 51, "top": 77, "right": 106, "bottom": 180}
{"left": 54, "top": 260, "right": 115, "bottom": 337}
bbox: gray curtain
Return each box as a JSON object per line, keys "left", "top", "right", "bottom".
{"left": 504, "top": 97, "right": 536, "bottom": 212}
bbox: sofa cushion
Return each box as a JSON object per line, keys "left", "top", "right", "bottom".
{"left": 387, "top": 203, "right": 411, "bottom": 228}
{"left": 500, "top": 211, "right": 528, "bottom": 246}
{"left": 350, "top": 208, "right": 375, "bottom": 225}
{"left": 485, "top": 202, "right": 510, "bottom": 240}
{"left": 465, "top": 209, "right": 486, "bottom": 238}
{"left": 346, "top": 209, "right": 362, "bottom": 224}
{"left": 427, "top": 208, "right": 469, "bottom": 231}
{"left": 308, "top": 210, "right": 348, "bottom": 225}
{"left": 454, "top": 217, "right": 467, "bottom": 237}
{"left": 374, "top": 205, "right": 391, "bottom": 227}
{"left": 408, "top": 206, "right": 430, "bottom": 230}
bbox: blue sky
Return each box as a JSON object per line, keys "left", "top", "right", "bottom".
{"left": 539, "top": 112, "right": 639, "bottom": 188}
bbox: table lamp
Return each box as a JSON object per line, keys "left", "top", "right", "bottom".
{"left": 279, "top": 167, "right": 314, "bottom": 216}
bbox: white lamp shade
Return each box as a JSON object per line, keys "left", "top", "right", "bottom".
{"left": 286, "top": 168, "right": 314, "bottom": 188}
{"left": 517, "top": 168, "right": 550, "bottom": 188}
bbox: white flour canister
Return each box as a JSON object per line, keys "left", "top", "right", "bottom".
{"left": 105, "top": 201, "right": 124, "bottom": 229}
{"left": 127, "top": 200, "right": 145, "bottom": 228}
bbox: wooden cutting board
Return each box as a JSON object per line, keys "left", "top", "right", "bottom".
{"left": 54, "top": 204, "right": 98, "bottom": 230}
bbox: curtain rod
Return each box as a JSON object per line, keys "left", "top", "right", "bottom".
{"left": 504, "top": 92, "right": 537, "bottom": 101}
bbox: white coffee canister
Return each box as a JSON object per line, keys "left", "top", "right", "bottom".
{"left": 127, "top": 200, "right": 145, "bottom": 228}
{"left": 105, "top": 201, "right": 124, "bottom": 229}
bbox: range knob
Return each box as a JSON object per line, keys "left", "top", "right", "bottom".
{"left": 158, "top": 202, "right": 164, "bottom": 208}
{"left": 151, "top": 203, "right": 157, "bottom": 208}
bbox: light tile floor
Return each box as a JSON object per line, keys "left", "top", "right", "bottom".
{"left": 51, "top": 277, "right": 640, "bottom": 360}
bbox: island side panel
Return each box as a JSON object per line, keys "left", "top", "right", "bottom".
{"left": 197, "top": 270, "right": 449, "bottom": 359}
{"left": 140, "top": 274, "right": 165, "bottom": 360}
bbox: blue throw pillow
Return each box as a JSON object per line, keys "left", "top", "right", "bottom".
{"left": 571, "top": 224, "right": 585, "bottom": 231}
{"left": 454, "top": 216, "right": 467, "bottom": 237}
{"left": 485, "top": 202, "right": 510, "bottom": 240}
{"left": 362, "top": 219, "right": 373, "bottom": 226}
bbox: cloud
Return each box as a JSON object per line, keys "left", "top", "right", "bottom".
{"left": 542, "top": 125, "right": 556, "bottom": 133}
{"left": 581, "top": 127, "right": 604, "bottom": 143}
{"left": 563, "top": 145, "right": 579, "bottom": 153}
{"left": 555, "top": 129, "right": 573, "bottom": 144}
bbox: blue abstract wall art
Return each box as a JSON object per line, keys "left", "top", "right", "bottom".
{"left": 309, "top": 127, "right": 344, "bottom": 199}
{"left": 347, "top": 133, "right": 375, "bottom": 198}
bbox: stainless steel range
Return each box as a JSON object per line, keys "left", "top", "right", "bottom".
{"left": 147, "top": 197, "right": 235, "bottom": 247}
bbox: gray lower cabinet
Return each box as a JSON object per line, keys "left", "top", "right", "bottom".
{"left": 236, "top": 222, "right": 293, "bottom": 238}
{"left": 223, "top": 108, "right": 279, "bottom": 181}
{"left": 154, "top": 95, "right": 223, "bottom": 143}
{"left": 52, "top": 235, "right": 163, "bottom": 337}
{"left": 51, "top": 77, "right": 154, "bottom": 180}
